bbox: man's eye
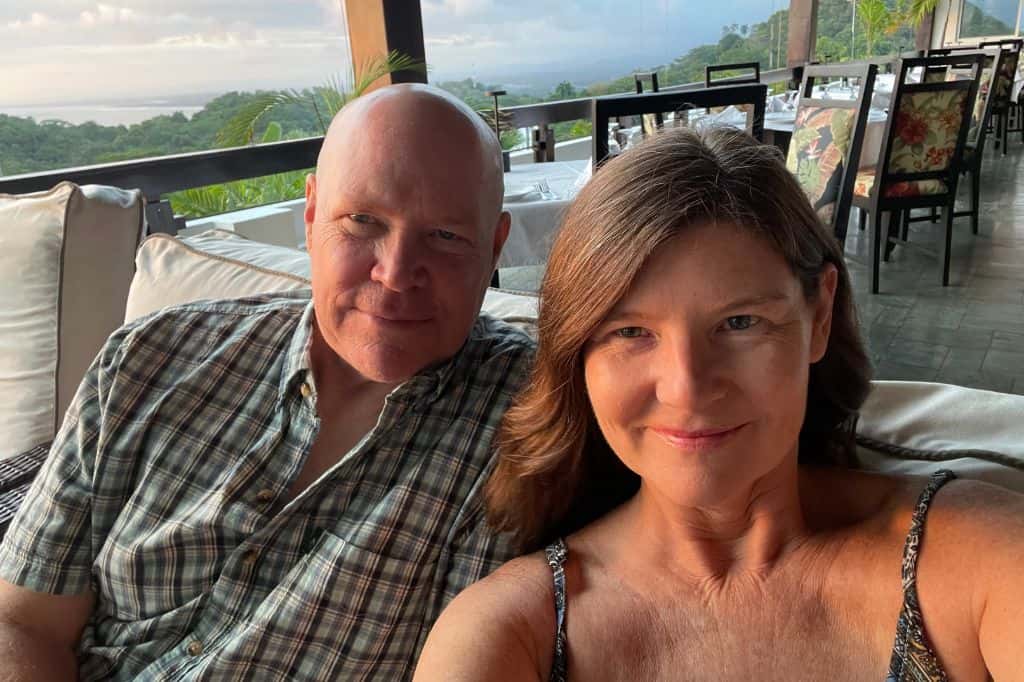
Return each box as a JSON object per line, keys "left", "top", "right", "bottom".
{"left": 348, "top": 214, "right": 375, "bottom": 224}
{"left": 436, "top": 229, "right": 459, "bottom": 241}
{"left": 723, "top": 315, "right": 760, "bottom": 331}
{"left": 614, "top": 326, "right": 648, "bottom": 338}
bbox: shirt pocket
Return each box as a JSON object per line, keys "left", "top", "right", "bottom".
{"left": 235, "top": 529, "right": 440, "bottom": 677}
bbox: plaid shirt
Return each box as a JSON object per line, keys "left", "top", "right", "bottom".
{"left": 0, "top": 291, "right": 534, "bottom": 680}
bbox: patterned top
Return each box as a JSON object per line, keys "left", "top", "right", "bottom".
{"left": 545, "top": 470, "right": 957, "bottom": 681}
{"left": 0, "top": 291, "right": 534, "bottom": 681}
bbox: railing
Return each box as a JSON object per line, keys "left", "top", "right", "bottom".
{"left": 0, "top": 57, "right": 914, "bottom": 232}
{"left": 0, "top": 138, "right": 322, "bottom": 234}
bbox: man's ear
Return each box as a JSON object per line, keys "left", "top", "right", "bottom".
{"left": 304, "top": 173, "right": 317, "bottom": 245}
{"left": 810, "top": 262, "right": 838, "bottom": 364}
{"left": 490, "top": 211, "right": 511, "bottom": 271}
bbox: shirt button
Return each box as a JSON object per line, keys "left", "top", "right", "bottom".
{"left": 242, "top": 549, "right": 259, "bottom": 566}
{"left": 187, "top": 640, "right": 204, "bottom": 656}
{"left": 299, "top": 382, "right": 312, "bottom": 398}
{"left": 255, "top": 488, "right": 275, "bottom": 504}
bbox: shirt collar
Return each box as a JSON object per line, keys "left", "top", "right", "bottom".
{"left": 278, "top": 301, "right": 481, "bottom": 408}
{"left": 279, "top": 300, "right": 317, "bottom": 404}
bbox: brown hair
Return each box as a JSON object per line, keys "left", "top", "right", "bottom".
{"left": 487, "top": 126, "right": 872, "bottom": 552}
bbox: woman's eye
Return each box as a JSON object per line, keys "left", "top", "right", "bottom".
{"left": 723, "top": 315, "right": 760, "bottom": 331}
{"left": 435, "top": 229, "right": 459, "bottom": 241}
{"left": 348, "top": 213, "right": 375, "bottom": 224}
{"left": 614, "top": 326, "right": 648, "bottom": 339}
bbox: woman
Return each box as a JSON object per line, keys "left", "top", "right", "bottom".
{"left": 414, "top": 128, "right": 1023, "bottom": 681}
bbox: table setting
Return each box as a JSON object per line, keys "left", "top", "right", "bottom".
{"left": 499, "top": 160, "right": 591, "bottom": 268}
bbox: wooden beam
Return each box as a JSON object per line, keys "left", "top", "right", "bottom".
{"left": 915, "top": 10, "right": 936, "bottom": 51}
{"left": 343, "top": 0, "right": 427, "bottom": 90}
{"left": 787, "top": 0, "right": 818, "bottom": 68}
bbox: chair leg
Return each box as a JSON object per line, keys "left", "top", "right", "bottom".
{"left": 940, "top": 203, "right": 954, "bottom": 286}
{"left": 930, "top": 206, "right": 938, "bottom": 223}
{"left": 883, "top": 210, "right": 900, "bottom": 262}
{"left": 859, "top": 207, "right": 867, "bottom": 232}
{"left": 970, "top": 169, "right": 980, "bottom": 235}
{"left": 871, "top": 210, "right": 885, "bottom": 294}
{"left": 1003, "top": 111, "right": 1010, "bottom": 157}
{"left": 901, "top": 209, "right": 910, "bottom": 240}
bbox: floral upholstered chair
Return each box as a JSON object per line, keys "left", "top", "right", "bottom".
{"left": 979, "top": 39, "right": 1022, "bottom": 156}
{"left": 851, "top": 54, "right": 983, "bottom": 294}
{"left": 786, "top": 63, "right": 877, "bottom": 245}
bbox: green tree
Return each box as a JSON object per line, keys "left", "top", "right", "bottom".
{"left": 858, "top": 0, "right": 891, "bottom": 57}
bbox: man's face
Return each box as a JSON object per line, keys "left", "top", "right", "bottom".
{"left": 304, "top": 123, "right": 507, "bottom": 384}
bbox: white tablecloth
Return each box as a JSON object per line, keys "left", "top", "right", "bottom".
{"left": 499, "top": 160, "right": 590, "bottom": 268}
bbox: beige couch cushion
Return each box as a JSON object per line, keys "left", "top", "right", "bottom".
{"left": 125, "top": 231, "right": 311, "bottom": 322}
{"left": 126, "top": 230, "right": 539, "bottom": 324}
{"left": 0, "top": 182, "right": 143, "bottom": 459}
{"left": 856, "top": 381, "right": 1024, "bottom": 492}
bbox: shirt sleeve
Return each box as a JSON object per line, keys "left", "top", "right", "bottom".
{"left": 440, "top": 504, "right": 517, "bottom": 605}
{"left": 0, "top": 323, "right": 132, "bottom": 595}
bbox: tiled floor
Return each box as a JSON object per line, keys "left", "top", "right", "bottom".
{"left": 499, "top": 137, "right": 1024, "bottom": 395}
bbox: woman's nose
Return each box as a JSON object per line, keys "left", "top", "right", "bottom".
{"left": 654, "top": 339, "right": 725, "bottom": 409}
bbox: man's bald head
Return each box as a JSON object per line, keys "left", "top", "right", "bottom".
{"left": 301, "top": 83, "right": 513, "bottom": 385}
{"left": 315, "top": 83, "right": 505, "bottom": 224}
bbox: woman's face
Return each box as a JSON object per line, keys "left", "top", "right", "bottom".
{"left": 582, "top": 222, "right": 837, "bottom": 507}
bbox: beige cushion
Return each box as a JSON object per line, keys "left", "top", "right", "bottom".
{"left": 0, "top": 182, "right": 143, "bottom": 459}
{"left": 127, "top": 230, "right": 540, "bottom": 325}
{"left": 856, "top": 381, "right": 1024, "bottom": 492}
{"left": 125, "top": 231, "right": 311, "bottom": 322}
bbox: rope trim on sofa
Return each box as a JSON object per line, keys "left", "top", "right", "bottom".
{"left": 855, "top": 434, "right": 1024, "bottom": 472}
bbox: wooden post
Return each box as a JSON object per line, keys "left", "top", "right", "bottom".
{"left": 915, "top": 10, "right": 936, "bottom": 52}
{"left": 343, "top": 0, "right": 427, "bottom": 90}
{"left": 787, "top": 0, "right": 819, "bottom": 68}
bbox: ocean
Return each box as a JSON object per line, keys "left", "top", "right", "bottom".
{"left": 1, "top": 104, "right": 206, "bottom": 127}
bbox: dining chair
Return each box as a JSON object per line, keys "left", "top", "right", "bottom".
{"left": 633, "top": 72, "right": 664, "bottom": 133}
{"left": 705, "top": 62, "right": 761, "bottom": 88}
{"left": 785, "top": 63, "right": 877, "bottom": 247}
{"left": 850, "top": 54, "right": 983, "bottom": 294}
{"left": 912, "top": 48, "right": 1003, "bottom": 235}
{"left": 590, "top": 84, "right": 768, "bottom": 168}
{"left": 978, "top": 39, "right": 1022, "bottom": 155}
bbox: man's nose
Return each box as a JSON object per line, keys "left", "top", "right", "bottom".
{"left": 370, "top": 232, "right": 427, "bottom": 292}
{"left": 654, "top": 338, "right": 726, "bottom": 409}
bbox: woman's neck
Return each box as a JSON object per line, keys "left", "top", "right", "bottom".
{"left": 613, "top": 458, "right": 813, "bottom": 586}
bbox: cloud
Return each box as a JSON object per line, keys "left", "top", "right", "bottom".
{"left": 80, "top": 4, "right": 140, "bottom": 26}
{"left": 6, "top": 11, "right": 53, "bottom": 30}
{"left": 1, "top": 0, "right": 780, "bottom": 107}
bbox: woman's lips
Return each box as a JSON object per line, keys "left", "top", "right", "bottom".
{"left": 649, "top": 423, "right": 747, "bottom": 451}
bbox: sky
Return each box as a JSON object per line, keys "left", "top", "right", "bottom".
{"left": 2, "top": 0, "right": 778, "bottom": 107}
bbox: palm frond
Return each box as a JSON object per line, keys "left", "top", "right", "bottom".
{"left": 216, "top": 91, "right": 307, "bottom": 147}
{"left": 215, "top": 51, "right": 424, "bottom": 147}
{"left": 905, "top": 0, "right": 940, "bottom": 26}
{"left": 352, "top": 50, "right": 425, "bottom": 96}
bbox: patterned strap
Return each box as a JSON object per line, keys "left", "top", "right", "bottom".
{"left": 544, "top": 538, "right": 569, "bottom": 682}
{"left": 886, "top": 469, "right": 957, "bottom": 682}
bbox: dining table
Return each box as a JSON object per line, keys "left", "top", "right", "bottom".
{"left": 498, "top": 159, "right": 591, "bottom": 269}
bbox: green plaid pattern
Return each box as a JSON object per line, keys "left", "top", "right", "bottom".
{"left": 0, "top": 290, "right": 534, "bottom": 680}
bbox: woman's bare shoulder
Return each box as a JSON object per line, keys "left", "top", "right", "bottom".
{"left": 414, "top": 552, "right": 557, "bottom": 682}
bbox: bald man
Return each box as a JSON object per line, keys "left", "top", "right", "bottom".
{"left": 0, "top": 84, "right": 533, "bottom": 680}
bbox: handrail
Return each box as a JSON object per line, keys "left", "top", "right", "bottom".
{"left": 0, "top": 137, "right": 323, "bottom": 200}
